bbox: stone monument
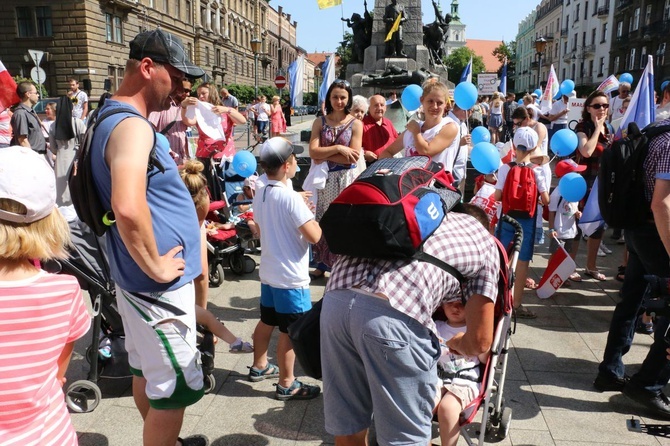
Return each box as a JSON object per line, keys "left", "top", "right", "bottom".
{"left": 347, "top": 0, "right": 452, "bottom": 98}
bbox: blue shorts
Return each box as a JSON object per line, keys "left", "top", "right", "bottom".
{"left": 321, "top": 289, "right": 440, "bottom": 445}
{"left": 497, "top": 215, "right": 537, "bottom": 261}
{"left": 260, "top": 284, "right": 312, "bottom": 332}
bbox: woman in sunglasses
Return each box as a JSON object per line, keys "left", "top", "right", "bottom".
{"left": 308, "top": 79, "right": 364, "bottom": 280}
{"left": 574, "top": 90, "right": 614, "bottom": 281}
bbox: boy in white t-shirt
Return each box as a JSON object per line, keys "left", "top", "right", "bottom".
{"left": 248, "top": 137, "right": 322, "bottom": 401}
{"left": 548, "top": 159, "right": 586, "bottom": 282}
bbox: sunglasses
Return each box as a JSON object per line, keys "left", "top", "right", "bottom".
{"left": 333, "top": 79, "right": 351, "bottom": 88}
{"left": 589, "top": 103, "right": 609, "bottom": 110}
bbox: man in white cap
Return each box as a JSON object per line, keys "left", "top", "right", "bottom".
{"left": 247, "top": 137, "right": 322, "bottom": 401}
{"left": 88, "top": 28, "right": 208, "bottom": 446}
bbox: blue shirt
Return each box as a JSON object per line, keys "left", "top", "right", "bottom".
{"left": 90, "top": 100, "right": 201, "bottom": 292}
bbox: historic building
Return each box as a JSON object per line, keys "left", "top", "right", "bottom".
{"left": 515, "top": 12, "right": 537, "bottom": 93}
{"left": 0, "top": 0, "right": 300, "bottom": 100}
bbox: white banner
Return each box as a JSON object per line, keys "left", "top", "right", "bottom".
{"left": 567, "top": 98, "right": 585, "bottom": 131}
{"left": 477, "top": 73, "right": 499, "bottom": 95}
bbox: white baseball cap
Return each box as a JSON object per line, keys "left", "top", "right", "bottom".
{"left": 259, "top": 137, "right": 304, "bottom": 169}
{"left": 0, "top": 146, "right": 56, "bottom": 223}
{"left": 513, "top": 127, "right": 539, "bottom": 152}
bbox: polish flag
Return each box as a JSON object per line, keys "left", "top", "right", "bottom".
{"left": 536, "top": 241, "right": 576, "bottom": 299}
{"left": 0, "top": 61, "right": 19, "bottom": 113}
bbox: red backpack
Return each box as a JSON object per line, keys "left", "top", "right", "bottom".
{"left": 501, "top": 162, "right": 538, "bottom": 219}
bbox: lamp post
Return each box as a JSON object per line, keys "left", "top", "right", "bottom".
{"left": 251, "top": 38, "right": 261, "bottom": 98}
{"left": 535, "top": 37, "right": 548, "bottom": 90}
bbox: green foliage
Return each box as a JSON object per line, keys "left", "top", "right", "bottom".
{"left": 225, "top": 84, "right": 256, "bottom": 104}
{"left": 335, "top": 32, "right": 354, "bottom": 79}
{"left": 303, "top": 92, "right": 317, "bottom": 106}
{"left": 12, "top": 75, "right": 48, "bottom": 98}
{"left": 493, "top": 41, "right": 516, "bottom": 77}
{"left": 445, "top": 48, "right": 486, "bottom": 86}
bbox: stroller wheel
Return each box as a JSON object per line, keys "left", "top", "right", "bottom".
{"left": 203, "top": 374, "right": 216, "bottom": 394}
{"left": 209, "top": 263, "right": 225, "bottom": 287}
{"left": 66, "top": 379, "right": 102, "bottom": 413}
{"left": 497, "top": 406, "right": 512, "bottom": 439}
{"left": 243, "top": 255, "right": 256, "bottom": 274}
{"left": 229, "top": 252, "right": 245, "bottom": 275}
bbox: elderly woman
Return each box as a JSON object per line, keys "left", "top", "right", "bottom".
{"left": 350, "top": 95, "right": 369, "bottom": 121}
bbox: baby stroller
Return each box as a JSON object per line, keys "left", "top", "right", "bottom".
{"left": 434, "top": 215, "right": 522, "bottom": 444}
{"left": 45, "top": 217, "right": 217, "bottom": 413}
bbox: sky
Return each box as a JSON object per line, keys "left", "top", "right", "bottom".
{"left": 288, "top": 0, "right": 541, "bottom": 53}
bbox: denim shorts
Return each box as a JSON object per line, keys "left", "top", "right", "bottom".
{"left": 320, "top": 289, "right": 440, "bottom": 445}
{"left": 497, "top": 216, "right": 536, "bottom": 261}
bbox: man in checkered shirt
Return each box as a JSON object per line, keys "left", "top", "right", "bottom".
{"left": 320, "top": 211, "right": 500, "bottom": 445}
{"left": 595, "top": 119, "right": 670, "bottom": 419}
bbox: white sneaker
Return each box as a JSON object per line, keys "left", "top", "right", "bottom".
{"left": 597, "top": 246, "right": 607, "bottom": 257}
{"left": 600, "top": 242, "right": 612, "bottom": 254}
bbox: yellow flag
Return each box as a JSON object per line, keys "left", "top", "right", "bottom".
{"left": 317, "top": 0, "right": 342, "bottom": 9}
{"left": 385, "top": 12, "right": 402, "bottom": 42}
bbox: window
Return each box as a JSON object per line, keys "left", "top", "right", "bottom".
{"left": 105, "top": 13, "right": 123, "bottom": 43}
{"left": 16, "top": 6, "right": 52, "bottom": 38}
{"left": 582, "top": 31, "right": 586, "bottom": 47}
{"left": 601, "top": 22, "right": 608, "bottom": 43}
{"left": 614, "top": 55, "right": 620, "bottom": 73}
{"left": 584, "top": 1, "right": 588, "bottom": 19}
{"left": 658, "top": 43, "right": 666, "bottom": 65}
{"left": 640, "top": 46, "right": 647, "bottom": 68}
{"left": 645, "top": 5, "right": 652, "bottom": 26}
{"left": 632, "top": 7, "right": 640, "bottom": 31}
{"left": 149, "top": 0, "right": 155, "bottom": 8}
{"left": 163, "top": 0, "right": 169, "bottom": 14}
{"left": 589, "top": 59, "right": 594, "bottom": 76}
{"left": 575, "top": 4, "right": 580, "bottom": 21}
{"left": 599, "top": 57, "right": 605, "bottom": 76}
{"left": 591, "top": 27, "right": 596, "bottom": 45}
{"left": 200, "top": 6, "right": 206, "bottom": 27}
{"left": 573, "top": 33, "right": 577, "bottom": 51}
{"left": 187, "top": 42, "right": 193, "bottom": 62}
{"left": 665, "top": 0, "right": 670, "bottom": 21}
{"left": 629, "top": 48, "right": 636, "bottom": 70}
{"left": 176, "top": 0, "right": 181, "bottom": 21}
{"left": 107, "top": 66, "right": 124, "bottom": 93}
{"left": 216, "top": 49, "right": 221, "bottom": 67}
{"left": 562, "top": 68, "right": 566, "bottom": 80}
{"left": 185, "top": 0, "right": 192, "bottom": 24}
{"left": 617, "top": 21, "right": 623, "bottom": 37}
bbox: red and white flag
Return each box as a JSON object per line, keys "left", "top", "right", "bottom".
{"left": 0, "top": 61, "right": 19, "bottom": 113}
{"left": 536, "top": 240, "right": 576, "bottom": 299}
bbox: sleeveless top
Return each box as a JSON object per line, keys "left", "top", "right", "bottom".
{"left": 320, "top": 116, "right": 356, "bottom": 171}
{"left": 403, "top": 116, "right": 457, "bottom": 166}
{"left": 490, "top": 101, "right": 503, "bottom": 115}
{"left": 90, "top": 100, "right": 201, "bottom": 292}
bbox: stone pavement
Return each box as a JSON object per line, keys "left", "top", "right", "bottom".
{"left": 67, "top": 119, "right": 670, "bottom": 445}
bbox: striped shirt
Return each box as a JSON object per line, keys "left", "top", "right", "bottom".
{"left": 0, "top": 271, "right": 90, "bottom": 446}
{"left": 643, "top": 118, "right": 670, "bottom": 202}
{"left": 326, "top": 212, "right": 500, "bottom": 336}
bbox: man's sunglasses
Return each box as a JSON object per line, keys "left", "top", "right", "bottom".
{"left": 589, "top": 103, "right": 609, "bottom": 110}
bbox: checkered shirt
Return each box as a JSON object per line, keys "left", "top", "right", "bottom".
{"left": 643, "top": 118, "right": 670, "bottom": 202}
{"left": 326, "top": 212, "right": 500, "bottom": 336}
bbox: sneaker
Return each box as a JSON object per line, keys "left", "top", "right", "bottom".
{"left": 616, "top": 235, "right": 626, "bottom": 244}
{"left": 597, "top": 247, "right": 607, "bottom": 257}
{"left": 623, "top": 385, "right": 670, "bottom": 419}
{"left": 635, "top": 315, "right": 654, "bottom": 335}
{"left": 593, "top": 373, "right": 629, "bottom": 392}
{"left": 600, "top": 242, "right": 612, "bottom": 254}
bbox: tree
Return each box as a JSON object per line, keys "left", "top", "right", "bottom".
{"left": 335, "top": 32, "right": 354, "bottom": 79}
{"left": 445, "top": 47, "right": 486, "bottom": 86}
{"left": 493, "top": 40, "right": 516, "bottom": 93}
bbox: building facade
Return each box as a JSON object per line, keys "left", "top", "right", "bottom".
{"left": 444, "top": 0, "right": 467, "bottom": 57}
{"left": 0, "top": 0, "right": 300, "bottom": 100}
{"left": 516, "top": 13, "right": 537, "bottom": 93}
{"left": 535, "top": 0, "right": 563, "bottom": 88}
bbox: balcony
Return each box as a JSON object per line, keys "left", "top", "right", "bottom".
{"left": 597, "top": 6, "right": 610, "bottom": 17}
{"left": 560, "top": 27, "right": 568, "bottom": 37}
{"left": 616, "top": 0, "right": 632, "bottom": 10}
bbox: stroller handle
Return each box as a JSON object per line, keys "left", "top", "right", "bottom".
{"left": 501, "top": 215, "right": 523, "bottom": 253}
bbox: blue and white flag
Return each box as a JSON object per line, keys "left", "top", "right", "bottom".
{"left": 499, "top": 58, "right": 507, "bottom": 96}
{"left": 460, "top": 56, "right": 472, "bottom": 84}
{"left": 578, "top": 177, "right": 604, "bottom": 237}
{"left": 318, "top": 54, "right": 336, "bottom": 107}
{"left": 616, "top": 55, "right": 655, "bottom": 139}
{"left": 288, "top": 55, "right": 304, "bottom": 108}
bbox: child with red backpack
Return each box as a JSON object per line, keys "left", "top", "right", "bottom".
{"left": 494, "top": 127, "right": 550, "bottom": 319}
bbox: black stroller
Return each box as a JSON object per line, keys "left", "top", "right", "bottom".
{"left": 46, "top": 218, "right": 216, "bottom": 413}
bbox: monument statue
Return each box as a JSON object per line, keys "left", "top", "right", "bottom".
{"left": 361, "top": 65, "right": 434, "bottom": 87}
{"left": 423, "top": 0, "right": 452, "bottom": 63}
{"left": 342, "top": 0, "right": 373, "bottom": 63}
{"left": 383, "top": 0, "right": 408, "bottom": 58}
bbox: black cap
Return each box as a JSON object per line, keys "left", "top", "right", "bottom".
{"left": 129, "top": 29, "right": 205, "bottom": 78}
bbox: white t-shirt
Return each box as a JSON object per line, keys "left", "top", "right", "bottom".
{"left": 495, "top": 162, "right": 548, "bottom": 194}
{"left": 453, "top": 121, "right": 470, "bottom": 183}
{"left": 549, "top": 100, "right": 569, "bottom": 125}
{"left": 253, "top": 179, "right": 314, "bottom": 288}
{"left": 548, "top": 187, "right": 578, "bottom": 239}
{"left": 436, "top": 320, "right": 480, "bottom": 394}
{"left": 70, "top": 90, "right": 88, "bottom": 119}
{"left": 254, "top": 102, "right": 270, "bottom": 122}
{"left": 403, "top": 116, "right": 459, "bottom": 168}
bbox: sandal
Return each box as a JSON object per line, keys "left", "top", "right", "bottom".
{"left": 248, "top": 363, "right": 280, "bottom": 382}
{"left": 178, "top": 434, "right": 209, "bottom": 446}
{"left": 585, "top": 268, "right": 607, "bottom": 281}
{"left": 229, "top": 338, "right": 254, "bottom": 353}
{"left": 568, "top": 272, "right": 582, "bottom": 282}
{"left": 515, "top": 305, "right": 537, "bottom": 319}
{"left": 525, "top": 278, "right": 539, "bottom": 290}
{"left": 616, "top": 265, "right": 626, "bottom": 282}
{"left": 274, "top": 379, "right": 321, "bottom": 401}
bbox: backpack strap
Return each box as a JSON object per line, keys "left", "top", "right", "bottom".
{"left": 412, "top": 251, "right": 464, "bottom": 284}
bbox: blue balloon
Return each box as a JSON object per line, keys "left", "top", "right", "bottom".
{"left": 553, "top": 90, "right": 562, "bottom": 101}
{"left": 454, "top": 82, "right": 478, "bottom": 110}
{"left": 232, "top": 150, "right": 257, "bottom": 178}
{"left": 619, "top": 72, "right": 634, "bottom": 84}
{"left": 401, "top": 84, "right": 423, "bottom": 111}
{"left": 471, "top": 142, "right": 499, "bottom": 175}
{"left": 471, "top": 126, "right": 491, "bottom": 145}
{"left": 558, "top": 172, "right": 587, "bottom": 202}
{"left": 560, "top": 79, "right": 575, "bottom": 96}
{"left": 550, "top": 129, "right": 579, "bottom": 157}
{"left": 534, "top": 89, "right": 542, "bottom": 98}
{"left": 518, "top": 99, "right": 524, "bottom": 105}
{"left": 662, "top": 80, "right": 669, "bottom": 92}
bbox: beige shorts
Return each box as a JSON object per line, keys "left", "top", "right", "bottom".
{"left": 442, "top": 379, "right": 478, "bottom": 409}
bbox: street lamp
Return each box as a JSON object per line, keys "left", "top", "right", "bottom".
{"left": 251, "top": 38, "right": 261, "bottom": 97}
{"left": 535, "top": 37, "right": 548, "bottom": 89}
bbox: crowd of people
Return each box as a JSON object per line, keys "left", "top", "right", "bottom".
{"left": 4, "top": 24, "right": 670, "bottom": 446}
